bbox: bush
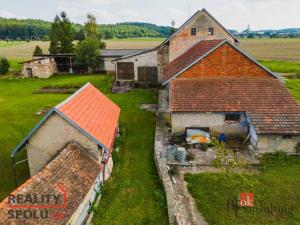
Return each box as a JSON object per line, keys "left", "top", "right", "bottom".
{"left": 33, "top": 45, "right": 43, "bottom": 56}
{"left": 0, "top": 57, "right": 10, "bottom": 75}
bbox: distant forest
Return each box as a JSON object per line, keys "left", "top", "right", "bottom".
{"left": 1, "top": 17, "right": 300, "bottom": 41}
{"left": 0, "top": 18, "right": 173, "bottom": 40}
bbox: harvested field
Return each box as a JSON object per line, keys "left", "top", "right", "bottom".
{"left": 2, "top": 38, "right": 300, "bottom": 62}
{"left": 0, "top": 41, "right": 49, "bottom": 59}
{"left": 240, "top": 38, "right": 300, "bottom": 62}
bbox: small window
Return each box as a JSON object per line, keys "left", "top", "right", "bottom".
{"left": 282, "top": 135, "right": 292, "bottom": 139}
{"left": 225, "top": 113, "right": 240, "bottom": 122}
{"left": 208, "top": 27, "right": 214, "bottom": 35}
{"left": 191, "top": 28, "right": 197, "bottom": 36}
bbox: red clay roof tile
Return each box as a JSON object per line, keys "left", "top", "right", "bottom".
{"left": 0, "top": 143, "right": 100, "bottom": 225}
{"left": 56, "top": 83, "right": 120, "bottom": 150}
{"left": 170, "top": 78, "right": 300, "bottom": 134}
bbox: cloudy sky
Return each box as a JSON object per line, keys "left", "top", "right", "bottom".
{"left": 0, "top": 0, "right": 299, "bottom": 31}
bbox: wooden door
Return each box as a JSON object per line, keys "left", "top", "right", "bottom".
{"left": 138, "top": 67, "right": 158, "bottom": 83}
{"left": 117, "top": 62, "right": 134, "bottom": 80}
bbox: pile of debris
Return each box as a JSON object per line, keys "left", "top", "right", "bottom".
{"left": 111, "top": 80, "right": 134, "bottom": 93}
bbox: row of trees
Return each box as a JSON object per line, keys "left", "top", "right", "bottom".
{"left": 44, "top": 12, "right": 104, "bottom": 72}
{"left": 0, "top": 17, "right": 171, "bottom": 41}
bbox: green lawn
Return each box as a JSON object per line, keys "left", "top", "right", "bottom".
{"left": 259, "top": 60, "right": 300, "bottom": 74}
{"left": 286, "top": 79, "right": 300, "bottom": 101}
{"left": 185, "top": 154, "right": 300, "bottom": 225}
{"left": 8, "top": 58, "right": 25, "bottom": 71}
{"left": 0, "top": 74, "right": 167, "bottom": 224}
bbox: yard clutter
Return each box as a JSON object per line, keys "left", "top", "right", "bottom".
{"left": 167, "top": 145, "right": 187, "bottom": 163}
{"left": 186, "top": 128, "right": 211, "bottom": 144}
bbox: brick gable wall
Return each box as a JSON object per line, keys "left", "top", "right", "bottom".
{"left": 179, "top": 43, "right": 273, "bottom": 79}
{"left": 169, "top": 12, "right": 235, "bottom": 62}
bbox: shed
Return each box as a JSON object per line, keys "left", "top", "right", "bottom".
{"left": 113, "top": 48, "right": 158, "bottom": 83}
{"left": 0, "top": 143, "right": 104, "bottom": 225}
{"left": 98, "top": 49, "right": 144, "bottom": 74}
{"left": 20, "top": 57, "right": 57, "bottom": 78}
{"left": 11, "top": 83, "right": 120, "bottom": 176}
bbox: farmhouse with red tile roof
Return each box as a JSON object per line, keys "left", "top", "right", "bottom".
{"left": 160, "top": 9, "right": 300, "bottom": 153}
{"left": 0, "top": 83, "right": 120, "bottom": 224}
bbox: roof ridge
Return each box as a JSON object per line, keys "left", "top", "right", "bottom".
{"left": 55, "top": 82, "right": 91, "bottom": 109}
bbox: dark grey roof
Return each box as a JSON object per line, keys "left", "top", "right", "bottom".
{"left": 100, "top": 49, "right": 145, "bottom": 57}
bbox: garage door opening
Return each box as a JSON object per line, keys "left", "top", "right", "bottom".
{"left": 138, "top": 67, "right": 158, "bottom": 83}
{"left": 117, "top": 62, "right": 134, "bottom": 80}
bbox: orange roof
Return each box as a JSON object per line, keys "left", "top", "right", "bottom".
{"left": 56, "top": 83, "right": 120, "bottom": 150}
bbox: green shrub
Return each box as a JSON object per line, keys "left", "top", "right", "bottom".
{"left": 0, "top": 57, "right": 10, "bottom": 75}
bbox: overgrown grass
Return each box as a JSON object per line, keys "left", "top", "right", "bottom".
{"left": 259, "top": 60, "right": 300, "bottom": 74}
{"left": 185, "top": 153, "right": 300, "bottom": 225}
{"left": 0, "top": 74, "right": 167, "bottom": 224}
{"left": 8, "top": 58, "right": 25, "bottom": 71}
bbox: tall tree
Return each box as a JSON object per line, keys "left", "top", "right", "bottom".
{"left": 75, "top": 39, "right": 100, "bottom": 73}
{"left": 84, "top": 14, "right": 101, "bottom": 41}
{"left": 59, "top": 11, "right": 74, "bottom": 53}
{"left": 49, "top": 15, "right": 60, "bottom": 54}
{"left": 49, "top": 12, "right": 74, "bottom": 54}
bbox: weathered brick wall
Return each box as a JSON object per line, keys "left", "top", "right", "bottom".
{"left": 157, "top": 44, "right": 169, "bottom": 82}
{"left": 179, "top": 43, "right": 273, "bottom": 79}
{"left": 169, "top": 11, "right": 236, "bottom": 61}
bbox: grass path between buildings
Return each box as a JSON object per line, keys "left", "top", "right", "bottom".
{"left": 0, "top": 74, "right": 168, "bottom": 224}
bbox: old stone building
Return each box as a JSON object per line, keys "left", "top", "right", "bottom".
{"left": 157, "top": 8, "right": 239, "bottom": 81}
{"left": 160, "top": 10, "right": 300, "bottom": 154}
{"left": 20, "top": 57, "right": 57, "bottom": 78}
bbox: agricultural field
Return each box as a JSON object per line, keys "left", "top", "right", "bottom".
{"left": 240, "top": 38, "right": 300, "bottom": 62}
{"left": 0, "top": 38, "right": 164, "bottom": 60}
{"left": 0, "top": 41, "right": 49, "bottom": 59}
{"left": 0, "top": 74, "right": 168, "bottom": 224}
{"left": 1, "top": 38, "right": 300, "bottom": 62}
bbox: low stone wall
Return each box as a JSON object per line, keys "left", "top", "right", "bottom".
{"left": 154, "top": 112, "right": 176, "bottom": 225}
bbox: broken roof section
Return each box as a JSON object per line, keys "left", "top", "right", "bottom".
{"left": 170, "top": 78, "right": 300, "bottom": 134}
{"left": 11, "top": 83, "right": 120, "bottom": 157}
{"left": 162, "top": 39, "right": 279, "bottom": 85}
{"left": 1, "top": 143, "right": 101, "bottom": 225}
